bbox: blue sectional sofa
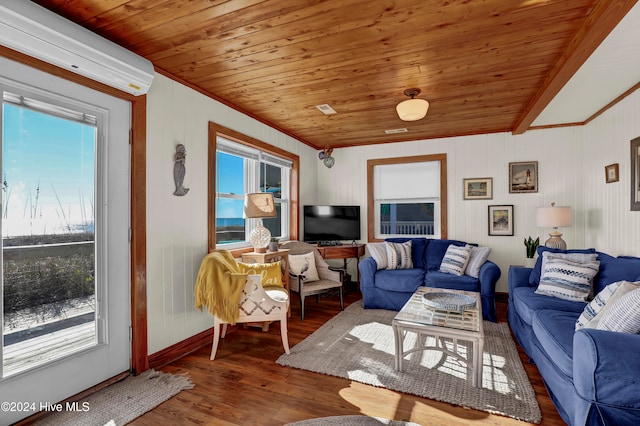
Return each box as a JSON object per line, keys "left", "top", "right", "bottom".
{"left": 508, "top": 246, "right": 640, "bottom": 425}
{"left": 359, "top": 238, "right": 501, "bottom": 321}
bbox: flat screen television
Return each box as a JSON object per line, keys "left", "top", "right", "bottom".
{"left": 303, "top": 205, "right": 361, "bottom": 243}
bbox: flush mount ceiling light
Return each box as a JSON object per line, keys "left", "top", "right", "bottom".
{"left": 396, "top": 88, "right": 429, "bottom": 121}
{"left": 318, "top": 147, "right": 335, "bottom": 168}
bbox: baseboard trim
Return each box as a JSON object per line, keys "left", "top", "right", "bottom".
{"left": 148, "top": 328, "right": 213, "bottom": 369}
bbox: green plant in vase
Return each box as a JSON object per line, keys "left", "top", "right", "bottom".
{"left": 524, "top": 236, "right": 540, "bottom": 259}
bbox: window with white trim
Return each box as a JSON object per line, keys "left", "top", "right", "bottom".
{"left": 368, "top": 154, "right": 447, "bottom": 241}
{"left": 215, "top": 136, "right": 291, "bottom": 249}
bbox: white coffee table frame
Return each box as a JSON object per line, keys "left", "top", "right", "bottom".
{"left": 392, "top": 287, "right": 485, "bottom": 387}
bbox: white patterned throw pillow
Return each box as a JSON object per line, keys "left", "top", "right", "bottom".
{"left": 366, "top": 243, "right": 388, "bottom": 270}
{"left": 597, "top": 287, "right": 640, "bottom": 334}
{"left": 465, "top": 246, "right": 491, "bottom": 278}
{"left": 289, "top": 252, "right": 320, "bottom": 282}
{"left": 535, "top": 257, "right": 600, "bottom": 302}
{"left": 439, "top": 244, "right": 472, "bottom": 276}
{"left": 385, "top": 241, "right": 413, "bottom": 270}
{"left": 577, "top": 281, "right": 640, "bottom": 330}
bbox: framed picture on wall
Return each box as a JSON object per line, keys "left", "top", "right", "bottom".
{"left": 488, "top": 205, "right": 514, "bottom": 236}
{"left": 605, "top": 163, "right": 619, "bottom": 183}
{"left": 463, "top": 177, "right": 493, "bottom": 200}
{"left": 509, "top": 161, "right": 538, "bottom": 193}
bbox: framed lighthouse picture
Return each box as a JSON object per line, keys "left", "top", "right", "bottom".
{"left": 509, "top": 161, "right": 538, "bottom": 193}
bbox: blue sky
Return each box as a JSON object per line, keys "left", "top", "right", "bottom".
{"left": 2, "top": 104, "right": 95, "bottom": 236}
{"left": 216, "top": 151, "right": 244, "bottom": 219}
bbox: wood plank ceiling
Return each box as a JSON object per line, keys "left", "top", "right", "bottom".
{"left": 34, "top": 0, "right": 636, "bottom": 150}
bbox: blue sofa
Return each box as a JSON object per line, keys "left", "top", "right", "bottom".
{"left": 359, "top": 238, "right": 501, "bottom": 321}
{"left": 508, "top": 246, "right": 640, "bottom": 425}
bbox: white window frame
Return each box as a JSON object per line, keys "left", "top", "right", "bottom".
{"left": 215, "top": 136, "right": 291, "bottom": 250}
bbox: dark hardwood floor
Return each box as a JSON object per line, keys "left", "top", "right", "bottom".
{"left": 130, "top": 289, "right": 565, "bottom": 425}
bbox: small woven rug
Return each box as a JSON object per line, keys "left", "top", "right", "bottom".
{"left": 35, "top": 369, "right": 193, "bottom": 426}
{"left": 277, "top": 301, "right": 541, "bottom": 423}
{"left": 287, "top": 415, "right": 421, "bottom": 426}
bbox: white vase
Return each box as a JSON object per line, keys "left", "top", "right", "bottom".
{"left": 525, "top": 257, "right": 536, "bottom": 268}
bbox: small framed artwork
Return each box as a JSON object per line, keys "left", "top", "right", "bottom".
{"left": 463, "top": 177, "right": 493, "bottom": 200}
{"left": 605, "top": 163, "right": 619, "bottom": 183}
{"left": 509, "top": 161, "right": 538, "bottom": 193}
{"left": 488, "top": 205, "right": 514, "bottom": 236}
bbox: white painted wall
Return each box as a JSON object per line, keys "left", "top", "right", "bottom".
{"left": 145, "top": 73, "right": 640, "bottom": 354}
{"left": 321, "top": 89, "right": 640, "bottom": 293}
{"left": 145, "top": 75, "right": 317, "bottom": 354}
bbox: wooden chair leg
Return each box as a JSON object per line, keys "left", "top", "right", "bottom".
{"left": 300, "top": 294, "right": 305, "bottom": 320}
{"left": 211, "top": 321, "right": 221, "bottom": 360}
{"left": 339, "top": 287, "right": 344, "bottom": 311}
{"left": 280, "top": 317, "right": 290, "bottom": 354}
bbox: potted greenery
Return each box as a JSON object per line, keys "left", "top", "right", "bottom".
{"left": 268, "top": 237, "right": 280, "bottom": 252}
{"left": 524, "top": 236, "right": 539, "bottom": 266}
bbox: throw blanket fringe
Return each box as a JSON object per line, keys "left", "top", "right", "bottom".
{"left": 194, "top": 250, "right": 247, "bottom": 324}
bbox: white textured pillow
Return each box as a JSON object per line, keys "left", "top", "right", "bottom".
{"left": 367, "top": 243, "right": 388, "bottom": 270}
{"left": 540, "top": 251, "right": 598, "bottom": 279}
{"left": 289, "top": 252, "right": 320, "bottom": 282}
{"left": 465, "top": 246, "right": 491, "bottom": 278}
{"left": 597, "top": 287, "right": 640, "bottom": 334}
{"left": 385, "top": 241, "right": 413, "bottom": 270}
{"left": 439, "top": 244, "right": 472, "bottom": 276}
{"left": 578, "top": 281, "right": 640, "bottom": 330}
{"left": 535, "top": 257, "right": 600, "bottom": 302}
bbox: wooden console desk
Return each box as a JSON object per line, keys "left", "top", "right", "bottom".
{"left": 314, "top": 243, "right": 366, "bottom": 283}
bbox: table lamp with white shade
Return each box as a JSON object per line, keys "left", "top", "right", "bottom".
{"left": 535, "top": 202, "right": 572, "bottom": 250}
{"left": 244, "top": 192, "right": 277, "bottom": 253}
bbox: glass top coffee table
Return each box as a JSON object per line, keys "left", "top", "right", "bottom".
{"left": 392, "top": 287, "right": 484, "bottom": 387}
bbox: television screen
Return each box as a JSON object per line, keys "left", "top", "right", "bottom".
{"left": 303, "top": 205, "right": 361, "bottom": 243}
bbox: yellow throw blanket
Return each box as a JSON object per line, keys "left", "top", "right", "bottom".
{"left": 194, "top": 250, "right": 247, "bottom": 324}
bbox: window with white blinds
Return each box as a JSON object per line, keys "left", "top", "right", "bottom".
{"left": 369, "top": 155, "right": 446, "bottom": 240}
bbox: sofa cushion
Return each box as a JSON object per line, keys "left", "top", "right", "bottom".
{"left": 385, "top": 240, "right": 413, "bottom": 269}
{"left": 439, "top": 244, "right": 472, "bottom": 276}
{"left": 597, "top": 287, "right": 640, "bottom": 334}
{"left": 374, "top": 269, "right": 425, "bottom": 292}
{"left": 385, "top": 237, "right": 428, "bottom": 269}
{"left": 425, "top": 239, "right": 468, "bottom": 271}
{"left": 511, "top": 286, "right": 585, "bottom": 326}
{"left": 535, "top": 257, "right": 600, "bottom": 302}
{"left": 532, "top": 309, "right": 580, "bottom": 378}
{"left": 425, "top": 271, "right": 479, "bottom": 292}
{"left": 594, "top": 253, "right": 640, "bottom": 293}
{"left": 366, "top": 243, "right": 388, "bottom": 270}
{"left": 465, "top": 246, "right": 491, "bottom": 278}
{"left": 529, "top": 246, "right": 597, "bottom": 286}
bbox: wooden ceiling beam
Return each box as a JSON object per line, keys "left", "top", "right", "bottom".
{"left": 512, "top": 0, "right": 637, "bottom": 134}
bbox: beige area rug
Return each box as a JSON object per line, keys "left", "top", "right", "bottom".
{"left": 35, "top": 369, "right": 193, "bottom": 426}
{"left": 277, "top": 301, "right": 541, "bottom": 424}
{"left": 287, "top": 416, "right": 421, "bottom": 426}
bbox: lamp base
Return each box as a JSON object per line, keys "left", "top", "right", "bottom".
{"left": 544, "top": 231, "right": 567, "bottom": 250}
{"left": 249, "top": 219, "right": 271, "bottom": 253}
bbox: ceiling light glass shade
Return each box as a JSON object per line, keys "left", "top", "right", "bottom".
{"left": 396, "top": 98, "right": 429, "bottom": 121}
{"left": 323, "top": 155, "right": 335, "bottom": 168}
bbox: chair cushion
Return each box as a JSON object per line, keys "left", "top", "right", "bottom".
{"left": 289, "top": 252, "right": 320, "bottom": 282}
{"left": 237, "top": 261, "right": 284, "bottom": 288}
{"left": 425, "top": 271, "right": 479, "bottom": 292}
{"left": 265, "top": 288, "right": 289, "bottom": 303}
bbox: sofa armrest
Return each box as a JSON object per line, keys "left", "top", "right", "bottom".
{"left": 477, "top": 260, "right": 501, "bottom": 322}
{"left": 508, "top": 266, "right": 533, "bottom": 293}
{"left": 574, "top": 328, "right": 640, "bottom": 408}
{"left": 359, "top": 257, "right": 377, "bottom": 289}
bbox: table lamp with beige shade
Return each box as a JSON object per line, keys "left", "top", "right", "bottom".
{"left": 244, "top": 192, "right": 277, "bottom": 253}
{"left": 536, "top": 202, "right": 572, "bottom": 250}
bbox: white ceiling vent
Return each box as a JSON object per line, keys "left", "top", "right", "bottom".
{"left": 0, "top": 0, "right": 154, "bottom": 96}
{"left": 315, "top": 104, "right": 337, "bottom": 115}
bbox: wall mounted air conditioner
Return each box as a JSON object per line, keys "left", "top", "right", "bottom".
{"left": 0, "top": 0, "right": 154, "bottom": 96}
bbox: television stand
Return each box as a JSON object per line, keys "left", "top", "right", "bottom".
{"left": 317, "top": 241, "right": 341, "bottom": 247}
